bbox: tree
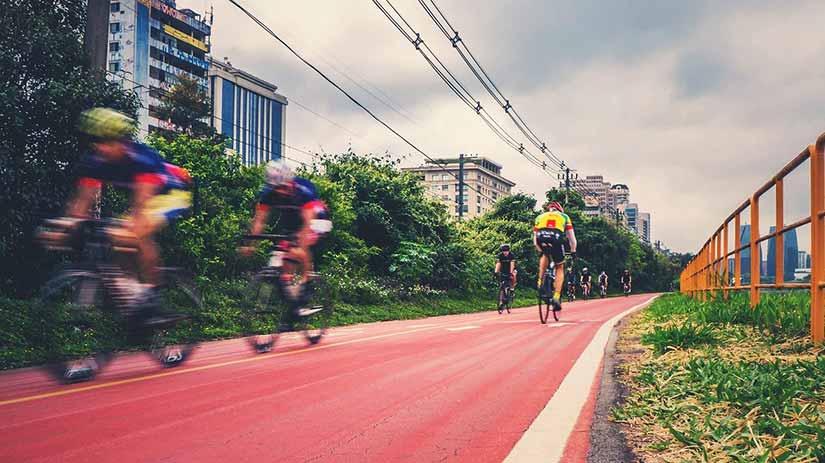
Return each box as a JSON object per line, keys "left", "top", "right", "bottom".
{"left": 156, "top": 75, "right": 213, "bottom": 138}
{"left": 0, "top": 0, "right": 139, "bottom": 296}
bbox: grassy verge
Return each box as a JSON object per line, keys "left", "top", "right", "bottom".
{"left": 0, "top": 285, "right": 537, "bottom": 371}
{"left": 613, "top": 292, "right": 825, "bottom": 462}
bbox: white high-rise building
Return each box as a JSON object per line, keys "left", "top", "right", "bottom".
{"left": 105, "top": 0, "right": 212, "bottom": 135}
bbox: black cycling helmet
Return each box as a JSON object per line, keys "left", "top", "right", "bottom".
{"left": 500, "top": 244, "right": 510, "bottom": 252}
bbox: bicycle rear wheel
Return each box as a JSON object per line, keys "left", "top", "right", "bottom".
{"left": 291, "top": 277, "right": 333, "bottom": 345}
{"left": 538, "top": 274, "right": 552, "bottom": 324}
{"left": 242, "top": 269, "right": 287, "bottom": 353}
{"left": 39, "top": 269, "right": 115, "bottom": 383}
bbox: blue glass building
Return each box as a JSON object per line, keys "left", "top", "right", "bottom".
{"left": 209, "top": 58, "right": 287, "bottom": 166}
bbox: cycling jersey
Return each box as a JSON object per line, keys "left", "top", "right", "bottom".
{"left": 257, "top": 177, "right": 329, "bottom": 234}
{"left": 533, "top": 210, "right": 573, "bottom": 233}
{"left": 581, "top": 273, "right": 592, "bottom": 283}
{"left": 599, "top": 274, "right": 608, "bottom": 284}
{"left": 497, "top": 252, "right": 515, "bottom": 272}
{"left": 621, "top": 274, "right": 631, "bottom": 284}
{"left": 76, "top": 141, "right": 190, "bottom": 192}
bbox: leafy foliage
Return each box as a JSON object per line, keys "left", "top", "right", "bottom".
{"left": 155, "top": 75, "right": 214, "bottom": 138}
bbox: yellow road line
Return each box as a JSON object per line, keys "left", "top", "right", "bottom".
{"left": 0, "top": 315, "right": 499, "bottom": 407}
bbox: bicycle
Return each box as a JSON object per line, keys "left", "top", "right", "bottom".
{"left": 599, "top": 282, "right": 607, "bottom": 298}
{"left": 565, "top": 281, "right": 576, "bottom": 302}
{"left": 496, "top": 272, "right": 513, "bottom": 314}
{"left": 240, "top": 234, "right": 333, "bottom": 353}
{"left": 36, "top": 218, "right": 201, "bottom": 383}
{"left": 581, "top": 281, "right": 592, "bottom": 300}
{"left": 623, "top": 283, "right": 631, "bottom": 297}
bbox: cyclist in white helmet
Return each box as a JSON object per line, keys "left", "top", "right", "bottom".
{"left": 240, "top": 161, "right": 331, "bottom": 287}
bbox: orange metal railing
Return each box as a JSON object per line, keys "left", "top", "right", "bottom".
{"left": 680, "top": 133, "right": 825, "bottom": 343}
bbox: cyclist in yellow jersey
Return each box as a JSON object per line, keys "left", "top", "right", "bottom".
{"left": 534, "top": 201, "right": 578, "bottom": 307}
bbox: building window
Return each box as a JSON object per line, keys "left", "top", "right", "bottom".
{"left": 477, "top": 206, "right": 482, "bottom": 213}
{"left": 110, "top": 22, "right": 121, "bottom": 34}
{"left": 109, "top": 42, "right": 119, "bottom": 52}
{"left": 109, "top": 61, "right": 121, "bottom": 72}
{"left": 441, "top": 184, "right": 448, "bottom": 191}
{"left": 110, "top": 2, "right": 120, "bottom": 13}
{"left": 441, "top": 174, "right": 449, "bottom": 181}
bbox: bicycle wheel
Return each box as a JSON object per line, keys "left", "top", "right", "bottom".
{"left": 146, "top": 269, "right": 202, "bottom": 367}
{"left": 39, "top": 268, "right": 115, "bottom": 383}
{"left": 506, "top": 288, "right": 512, "bottom": 313}
{"left": 291, "top": 276, "right": 333, "bottom": 345}
{"left": 498, "top": 285, "right": 506, "bottom": 314}
{"left": 538, "top": 274, "right": 551, "bottom": 324}
{"left": 241, "top": 269, "right": 287, "bottom": 353}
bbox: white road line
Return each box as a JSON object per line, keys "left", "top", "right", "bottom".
{"left": 407, "top": 324, "right": 437, "bottom": 328}
{"left": 504, "top": 295, "right": 659, "bottom": 463}
{"left": 446, "top": 325, "right": 480, "bottom": 331}
{"left": 500, "top": 320, "right": 537, "bottom": 324}
{"left": 545, "top": 322, "right": 576, "bottom": 328}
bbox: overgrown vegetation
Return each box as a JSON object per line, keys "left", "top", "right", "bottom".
{"left": 615, "top": 293, "right": 825, "bottom": 462}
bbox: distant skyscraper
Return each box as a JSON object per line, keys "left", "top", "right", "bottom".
{"left": 766, "top": 227, "right": 798, "bottom": 282}
{"left": 739, "top": 224, "right": 766, "bottom": 283}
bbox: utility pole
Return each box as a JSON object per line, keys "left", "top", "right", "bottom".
{"left": 557, "top": 163, "right": 577, "bottom": 205}
{"left": 614, "top": 207, "right": 622, "bottom": 226}
{"left": 84, "top": 0, "right": 109, "bottom": 72}
{"left": 458, "top": 153, "right": 465, "bottom": 220}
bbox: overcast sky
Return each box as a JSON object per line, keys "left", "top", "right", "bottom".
{"left": 180, "top": 0, "right": 825, "bottom": 253}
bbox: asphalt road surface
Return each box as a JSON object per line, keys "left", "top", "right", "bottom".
{"left": 0, "top": 293, "right": 657, "bottom": 462}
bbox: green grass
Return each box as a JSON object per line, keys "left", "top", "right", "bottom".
{"left": 641, "top": 323, "right": 717, "bottom": 355}
{"left": 615, "top": 293, "right": 825, "bottom": 462}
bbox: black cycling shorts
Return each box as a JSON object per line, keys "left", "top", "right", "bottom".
{"left": 535, "top": 228, "right": 565, "bottom": 263}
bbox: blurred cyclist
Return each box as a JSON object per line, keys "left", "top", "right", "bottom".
{"left": 241, "top": 161, "right": 332, "bottom": 288}
{"left": 52, "top": 108, "right": 192, "bottom": 322}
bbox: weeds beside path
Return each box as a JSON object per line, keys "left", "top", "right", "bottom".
{"left": 613, "top": 293, "right": 825, "bottom": 463}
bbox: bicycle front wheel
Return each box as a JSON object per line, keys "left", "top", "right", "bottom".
{"left": 147, "top": 269, "right": 202, "bottom": 367}
{"left": 241, "top": 270, "right": 287, "bottom": 353}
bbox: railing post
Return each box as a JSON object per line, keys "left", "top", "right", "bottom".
{"left": 776, "top": 179, "right": 784, "bottom": 287}
{"left": 723, "top": 222, "right": 729, "bottom": 299}
{"left": 810, "top": 140, "right": 824, "bottom": 343}
{"left": 750, "top": 195, "right": 760, "bottom": 308}
{"left": 734, "top": 214, "right": 742, "bottom": 289}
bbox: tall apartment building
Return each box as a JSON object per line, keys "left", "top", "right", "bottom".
{"left": 607, "top": 184, "right": 630, "bottom": 210}
{"left": 639, "top": 212, "right": 651, "bottom": 244}
{"left": 105, "top": 0, "right": 212, "bottom": 135}
{"left": 572, "top": 175, "right": 611, "bottom": 210}
{"left": 402, "top": 157, "right": 515, "bottom": 220}
{"left": 625, "top": 203, "right": 639, "bottom": 233}
{"left": 209, "top": 58, "right": 287, "bottom": 166}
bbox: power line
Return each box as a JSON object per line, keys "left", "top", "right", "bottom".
{"left": 224, "top": 0, "right": 497, "bottom": 204}
{"left": 372, "top": 0, "right": 560, "bottom": 177}
{"left": 418, "top": 0, "right": 564, "bottom": 167}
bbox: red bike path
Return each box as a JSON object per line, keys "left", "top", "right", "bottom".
{"left": 0, "top": 293, "right": 656, "bottom": 462}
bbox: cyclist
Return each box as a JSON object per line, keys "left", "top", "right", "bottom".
{"left": 621, "top": 269, "right": 632, "bottom": 294}
{"left": 51, "top": 108, "right": 192, "bottom": 323}
{"left": 240, "top": 161, "right": 332, "bottom": 290}
{"left": 598, "top": 270, "right": 608, "bottom": 296}
{"left": 566, "top": 267, "right": 577, "bottom": 300}
{"left": 534, "top": 201, "right": 577, "bottom": 308}
{"left": 495, "top": 244, "right": 516, "bottom": 291}
{"left": 580, "top": 267, "right": 592, "bottom": 298}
